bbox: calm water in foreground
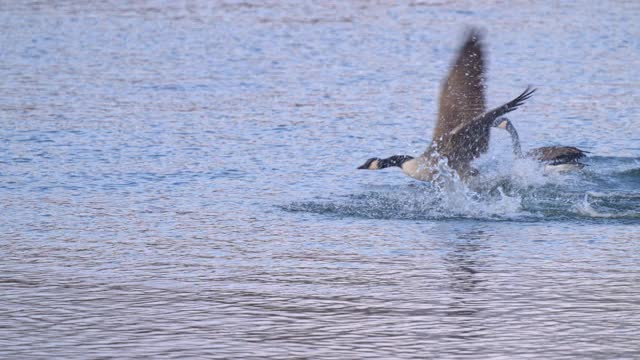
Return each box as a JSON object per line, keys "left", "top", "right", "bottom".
{"left": 1, "top": 1, "right": 640, "bottom": 359}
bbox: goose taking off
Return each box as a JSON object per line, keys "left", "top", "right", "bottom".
{"left": 493, "top": 117, "right": 588, "bottom": 172}
{"left": 357, "top": 28, "right": 536, "bottom": 181}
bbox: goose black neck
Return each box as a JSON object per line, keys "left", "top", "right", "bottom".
{"left": 378, "top": 155, "right": 414, "bottom": 169}
{"left": 504, "top": 121, "right": 524, "bottom": 158}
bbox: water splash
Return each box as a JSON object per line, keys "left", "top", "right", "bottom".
{"left": 285, "top": 155, "right": 640, "bottom": 221}
{"left": 286, "top": 157, "right": 528, "bottom": 220}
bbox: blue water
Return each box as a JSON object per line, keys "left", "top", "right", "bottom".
{"left": 1, "top": 1, "right": 639, "bottom": 359}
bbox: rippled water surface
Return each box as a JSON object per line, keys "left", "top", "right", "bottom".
{"left": 2, "top": 1, "right": 640, "bottom": 359}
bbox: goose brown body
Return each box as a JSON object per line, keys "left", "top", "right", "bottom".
{"left": 526, "top": 146, "right": 587, "bottom": 165}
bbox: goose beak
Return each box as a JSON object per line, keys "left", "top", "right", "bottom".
{"left": 357, "top": 163, "right": 369, "bottom": 169}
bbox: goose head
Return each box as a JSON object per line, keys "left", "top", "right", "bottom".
{"left": 357, "top": 155, "right": 414, "bottom": 170}
{"left": 493, "top": 117, "right": 510, "bottom": 130}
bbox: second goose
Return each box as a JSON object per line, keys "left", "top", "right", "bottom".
{"left": 493, "top": 117, "right": 588, "bottom": 172}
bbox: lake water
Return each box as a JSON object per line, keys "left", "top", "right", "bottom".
{"left": 1, "top": 1, "right": 639, "bottom": 359}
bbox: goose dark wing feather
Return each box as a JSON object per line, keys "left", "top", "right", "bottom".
{"left": 425, "top": 28, "right": 487, "bottom": 171}
{"left": 432, "top": 28, "right": 486, "bottom": 146}
{"left": 433, "top": 87, "right": 536, "bottom": 169}
{"left": 471, "top": 87, "right": 537, "bottom": 126}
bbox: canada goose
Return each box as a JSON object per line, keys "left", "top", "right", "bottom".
{"left": 357, "top": 29, "right": 536, "bottom": 181}
{"left": 493, "top": 117, "right": 588, "bottom": 172}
